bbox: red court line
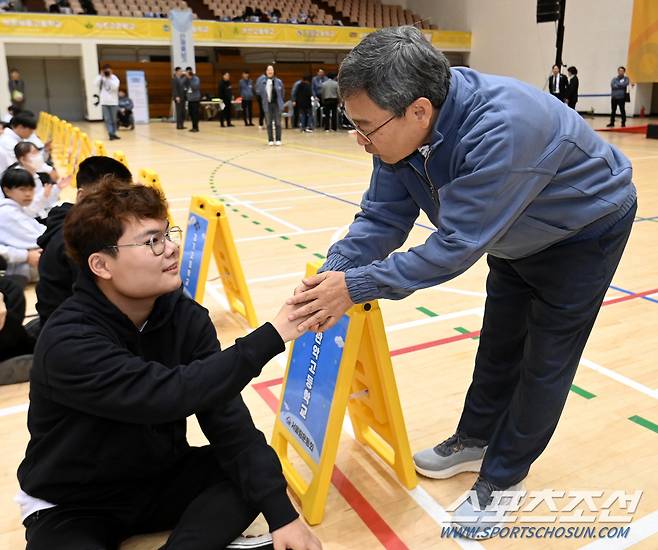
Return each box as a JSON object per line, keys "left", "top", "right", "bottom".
{"left": 252, "top": 379, "right": 409, "bottom": 550}
{"left": 602, "top": 287, "right": 658, "bottom": 306}
{"left": 389, "top": 286, "right": 658, "bottom": 357}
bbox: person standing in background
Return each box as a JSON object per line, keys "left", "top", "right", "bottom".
{"left": 291, "top": 77, "right": 302, "bottom": 129}
{"left": 171, "top": 66, "right": 186, "bottom": 130}
{"left": 295, "top": 75, "right": 314, "bottom": 133}
{"left": 95, "top": 64, "right": 121, "bottom": 140}
{"left": 320, "top": 73, "right": 339, "bottom": 132}
{"left": 255, "top": 71, "right": 267, "bottom": 129}
{"left": 607, "top": 66, "right": 630, "bottom": 128}
{"left": 547, "top": 64, "right": 568, "bottom": 102}
{"left": 184, "top": 66, "right": 201, "bottom": 133}
{"left": 8, "top": 69, "right": 25, "bottom": 111}
{"left": 239, "top": 70, "right": 255, "bottom": 126}
{"left": 218, "top": 72, "right": 234, "bottom": 128}
{"left": 257, "top": 65, "right": 284, "bottom": 146}
{"left": 312, "top": 68, "right": 327, "bottom": 128}
{"left": 566, "top": 66, "right": 579, "bottom": 110}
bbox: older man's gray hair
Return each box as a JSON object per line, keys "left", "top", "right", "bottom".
{"left": 338, "top": 26, "right": 451, "bottom": 117}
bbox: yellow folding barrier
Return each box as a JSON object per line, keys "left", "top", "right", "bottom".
{"left": 138, "top": 169, "right": 173, "bottom": 226}
{"left": 94, "top": 140, "right": 108, "bottom": 156}
{"left": 271, "top": 261, "right": 417, "bottom": 524}
{"left": 179, "top": 196, "right": 258, "bottom": 328}
{"left": 112, "top": 150, "right": 129, "bottom": 167}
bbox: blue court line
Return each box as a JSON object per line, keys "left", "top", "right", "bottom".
{"left": 141, "top": 134, "right": 436, "bottom": 232}
{"left": 635, "top": 215, "right": 658, "bottom": 223}
{"left": 609, "top": 285, "right": 658, "bottom": 305}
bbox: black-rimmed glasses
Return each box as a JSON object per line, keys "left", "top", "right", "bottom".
{"left": 344, "top": 112, "right": 397, "bottom": 144}
{"left": 105, "top": 226, "right": 182, "bottom": 257}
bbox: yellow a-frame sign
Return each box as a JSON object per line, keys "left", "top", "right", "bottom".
{"left": 271, "top": 262, "right": 417, "bottom": 525}
{"left": 179, "top": 195, "right": 258, "bottom": 328}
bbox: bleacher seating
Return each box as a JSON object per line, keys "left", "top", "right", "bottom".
{"left": 27, "top": 0, "right": 434, "bottom": 28}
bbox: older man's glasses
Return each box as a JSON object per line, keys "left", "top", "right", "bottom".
{"left": 105, "top": 226, "right": 183, "bottom": 257}
{"left": 344, "top": 112, "right": 397, "bottom": 144}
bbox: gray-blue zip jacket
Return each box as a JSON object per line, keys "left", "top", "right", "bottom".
{"left": 322, "top": 67, "right": 636, "bottom": 303}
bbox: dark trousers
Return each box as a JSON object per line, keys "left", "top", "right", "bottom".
{"left": 220, "top": 102, "right": 232, "bottom": 126}
{"left": 257, "top": 95, "right": 265, "bottom": 126}
{"left": 315, "top": 98, "right": 323, "bottom": 127}
{"left": 323, "top": 98, "right": 338, "bottom": 131}
{"left": 457, "top": 202, "right": 636, "bottom": 487}
{"left": 292, "top": 104, "right": 299, "bottom": 128}
{"left": 0, "top": 276, "right": 34, "bottom": 361}
{"left": 175, "top": 99, "right": 185, "bottom": 128}
{"left": 188, "top": 101, "right": 200, "bottom": 130}
{"left": 242, "top": 98, "right": 253, "bottom": 125}
{"left": 265, "top": 102, "right": 281, "bottom": 142}
{"left": 610, "top": 98, "right": 626, "bottom": 125}
{"left": 299, "top": 107, "right": 313, "bottom": 130}
{"left": 24, "top": 447, "right": 259, "bottom": 550}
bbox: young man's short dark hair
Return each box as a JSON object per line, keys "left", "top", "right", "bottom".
{"left": 9, "top": 111, "right": 37, "bottom": 130}
{"left": 64, "top": 179, "right": 167, "bottom": 269}
{"left": 76, "top": 155, "right": 132, "bottom": 190}
{"left": 1, "top": 167, "right": 35, "bottom": 192}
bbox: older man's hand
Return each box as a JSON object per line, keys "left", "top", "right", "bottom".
{"left": 286, "top": 271, "right": 354, "bottom": 332}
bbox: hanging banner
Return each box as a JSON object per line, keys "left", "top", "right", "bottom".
{"left": 0, "top": 14, "right": 470, "bottom": 51}
{"left": 125, "top": 70, "right": 149, "bottom": 123}
{"left": 169, "top": 10, "right": 195, "bottom": 72}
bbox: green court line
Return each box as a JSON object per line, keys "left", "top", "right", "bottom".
{"left": 454, "top": 326, "right": 480, "bottom": 340}
{"left": 252, "top": 220, "right": 261, "bottom": 225}
{"left": 570, "top": 384, "right": 596, "bottom": 399}
{"left": 296, "top": 244, "right": 307, "bottom": 249}
{"left": 265, "top": 227, "right": 275, "bottom": 232}
{"left": 313, "top": 253, "right": 326, "bottom": 259}
{"left": 279, "top": 235, "right": 290, "bottom": 240}
{"left": 629, "top": 415, "right": 658, "bottom": 434}
{"left": 416, "top": 306, "right": 438, "bottom": 317}
{"left": 241, "top": 214, "right": 249, "bottom": 219}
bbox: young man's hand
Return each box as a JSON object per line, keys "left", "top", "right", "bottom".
{"left": 27, "top": 249, "right": 42, "bottom": 268}
{"left": 272, "top": 518, "right": 322, "bottom": 550}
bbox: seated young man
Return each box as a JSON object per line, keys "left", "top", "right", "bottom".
{"left": 17, "top": 179, "right": 322, "bottom": 550}
{"left": 36, "top": 155, "right": 132, "bottom": 326}
{"left": 0, "top": 167, "right": 45, "bottom": 283}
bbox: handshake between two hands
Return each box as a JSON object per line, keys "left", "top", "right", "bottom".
{"left": 271, "top": 271, "right": 355, "bottom": 343}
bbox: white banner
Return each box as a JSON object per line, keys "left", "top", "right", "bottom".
{"left": 125, "top": 70, "right": 149, "bottom": 124}
{"left": 169, "top": 10, "right": 195, "bottom": 72}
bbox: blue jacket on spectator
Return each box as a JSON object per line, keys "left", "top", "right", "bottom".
{"left": 239, "top": 78, "right": 254, "bottom": 100}
{"left": 322, "top": 67, "right": 636, "bottom": 303}
{"left": 257, "top": 77, "right": 284, "bottom": 111}
{"left": 610, "top": 76, "right": 629, "bottom": 100}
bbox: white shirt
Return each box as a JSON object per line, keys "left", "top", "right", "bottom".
{"left": 553, "top": 75, "right": 560, "bottom": 93}
{"left": 15, "top": 489, "right": 56, "bottom": 522}
{"left": 95, "top": 74, "right": 120, "bottom": 106}
{"left": 0, "top": 128, "right": 52, "bottom": 173}
{"left": 0, "top": 197, "right": 46, "bottom": 279}
{"left": 266, "top": 78, "right": 273, "bottom": 103}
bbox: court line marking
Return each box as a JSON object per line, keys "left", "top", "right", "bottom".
{"left": 223, "top": 194, "right": 305, "bottom": 233}
{"left": 138, "top": 135, "right": 437, "bottom": 232}
{"left": 240, "top": 191, "right": 364, "bottom": 205}
{"left": 578, "top": 509, "right": 658, "bottom": 549}
{"left": 222, "top": 181, "right": 367, "bottom": 198}
{"left": 262, "top": 206, "right": 294, "bottom": 212}
{"left": 0, "top": 403, "right": 28, "bottom": 417}
{"left": 579, "top": 359, "right": 657, "bottom": 400}
{"left": 235, "top": 226, "right": 342, "bottom": 243}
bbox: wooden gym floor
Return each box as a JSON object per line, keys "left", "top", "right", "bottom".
{"left": 1, "top": 115, "right": 657, "bottom": 549}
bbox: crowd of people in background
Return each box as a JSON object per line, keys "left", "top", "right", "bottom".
{"left": 170, "top": 65, "right": 350, "bottom": 145}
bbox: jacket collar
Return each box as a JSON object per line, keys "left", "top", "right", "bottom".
{"left": 73, "top": 269, "right": 184, "bottom": 336}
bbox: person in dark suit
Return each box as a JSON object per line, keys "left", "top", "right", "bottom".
{"left": 218, "top": 72, "right": 234, "bottom": 127}
{"left": 566, "top": 66, "right": 579, "bottom": 110}
{"left": 548, "top": 64, "right": 568, "bottom": 102}
{"left": 171, "top": 66, "right": 186, "bottom": 129}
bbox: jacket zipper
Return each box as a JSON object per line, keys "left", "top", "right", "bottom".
{"left": 409, "top": 157, "right": 439, "bottom": 207}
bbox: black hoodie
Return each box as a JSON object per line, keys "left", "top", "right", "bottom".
{"left": 35, "top": 202, "right": 76, "bottom": 325}
{"left": 18, "top": 271, "right": 298, "bottom": 531}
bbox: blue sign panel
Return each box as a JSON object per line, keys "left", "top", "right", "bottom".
{"left": 280, "top": 315, "right": 349, "bottom": 462}
{"left": 181, "top": 213, "right": 208, "bottom": 298}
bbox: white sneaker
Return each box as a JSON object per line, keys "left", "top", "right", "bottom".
{"left": 227, "top": 533, "right": 273, "bottom": 549}
{"left": 268, "top": 141, "right": 274, "bottom": 146}
{"left": 274, "top": 141, "right": 282, "bottom": 146}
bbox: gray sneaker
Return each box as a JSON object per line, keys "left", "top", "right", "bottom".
{"left": 413, "top": 432, "right": 487, "bottom": 479}
{"left": 451, "top": 475, "right": 525, "bottom": 539}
